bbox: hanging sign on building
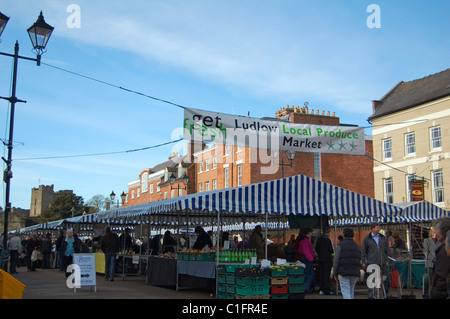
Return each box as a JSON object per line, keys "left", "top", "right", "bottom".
{"left": 183, "top": 107, "right": 365, "bottom": 155}
{"left": 411, "top": 181, "right": 425, "bottom": 201}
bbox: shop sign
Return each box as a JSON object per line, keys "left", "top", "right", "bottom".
{"left": 411, "top": 182, "right": 425, "bottom": 201}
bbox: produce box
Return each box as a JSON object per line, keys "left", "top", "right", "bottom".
{"left": 289, "top": 275, "right": 305, "bottom": 284}
{"left": 287, "top": 265, "right": 305, "bottom": 275}
{"left": 235, "top": 294, "right": 270, "bottom": 299}
{"left": 235, "top": 276, "right": 270, "bottom": 286}
{"left": 225, "top": 284, "right": 236, "bottom": 294}
{"left": 270, "top": 266, "right": 288, "bottom": 277}
{"left": 195, "top": 252, "right": 216, "bottom": 262}
{"left": 235, "top": 267, "right": 270, "bottom": 277}
{"left": 271, "top": 293, "right": 289, "bottom": 299}
{"left": 225, "top": 274, "right": 236, "bottom": 285}
{"left": 270, "top": 277, "right": 288, "bottom": 285}
{"left": 235, "top": 285, "right": 270, "bottom": 296}
{"left": 270, "top": 284, "right": 288, "bottom": 294}
{"left": 218, "top": 274, "right": 227, "bottom": 284}
{"left": 218, "top": 292, "right": 235, "bottom": 299}
{"left": 289, "top": 284, "right": 305, "bottom": 293}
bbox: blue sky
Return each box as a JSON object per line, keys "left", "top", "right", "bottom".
{"left": 1, "top": 0, "right": 449, "bottom": 210}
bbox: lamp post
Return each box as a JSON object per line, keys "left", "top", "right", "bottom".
{"left": 170, "top": 174, "right": 189, "bottom": 196}
{"left": 0, "top": 11, "right": 54, "bottom": 253}
{"left": 279, "top": 150, "right": 296, "bottom": 178}
{"left": 109, "top": 191, "right": 126, "bottom": 209}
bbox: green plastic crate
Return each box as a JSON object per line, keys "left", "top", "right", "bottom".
{"left": 289, "top": 275, "right": 305, "bottom": 284}
{"left": 270, "top": 267, "right": 288, "bottom": 277}
{"left": 235, "top": 285, "right": 270, "bottom": 296}
{"left": 288, "top": 266, "right": 305, "bottom": 275}
{"left": 225, "top": 284, "right": 235, "bottom": 294}
{"left": 271, "top": 293, "right": 289, "bottom": 299}
{"left": 235, "top": 276, "right": 269, "bottom": 286}
{"left": 289, "top": 284, "right": 305, "bottom": 293}
{"left": 226, "top": 274, "right": 236, "bottom": 285}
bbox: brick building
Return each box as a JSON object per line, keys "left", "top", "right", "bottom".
{"left": 124, "top": 105, "right": 374, "bottom": 207}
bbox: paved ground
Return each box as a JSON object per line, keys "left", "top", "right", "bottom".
{"left": 7, "top": 265, "right": 425, "bottom": 300}
{"left": 9, "top": 266, "right": 211, "bottom": 299}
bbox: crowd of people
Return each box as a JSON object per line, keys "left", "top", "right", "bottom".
{"left": 290, "top": 217, "right": 450, "bottom": 299}
{"left": 2, "top": 216, "right": 449, "bottom": 299}
{"left": 1, "top": 229, "right": 87, "bottom": 275}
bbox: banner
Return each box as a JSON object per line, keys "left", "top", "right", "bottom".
{"left": 183, "top": 108, "right": 365, "bottom": 155}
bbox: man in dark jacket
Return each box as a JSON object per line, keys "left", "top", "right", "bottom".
{"left": 333, "top": 228, "right": 361, "bottom": 299}
{"left": 193, "top": 226, "right": 212, "bottom": 251}
{"left": 361, "top": 223, "right": 389, "bottom": 298}
{"left": 55, "top": 230, "right": 65, "bottom": 272}
{"left": 100, "top": 226, "right": 120, "bottom": 281}
{"left": 40, "top": 233, "right": 52, "bottom": 269}
{"left": 26, "top": 234, "right": 40, "bottom": 272}
{"left": 315, "top": 227, "right": 334, "bottom": 295}
{"left": 431, "top": 217, "right": 450, "bottom": 299}
{"left": 249, "top": 225, "right": 265, "bottom": 260}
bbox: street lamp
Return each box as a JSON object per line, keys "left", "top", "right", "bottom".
{"left": 0, "top": 12, "right": 9, "bottom": 40}
{"left": 0, "top": 11, "right": 54, "bottom": 253}
{"left": 170, "top": 174, "right": 189, "bottom": 196}
{"left": 280, "top": 150, "right": 296, "bottom": 178}
{"left": 27, "top": 11, "right": 54, "bottom": 66}
{"left": 110, "top": 190, "right": 126, "bottom": 209}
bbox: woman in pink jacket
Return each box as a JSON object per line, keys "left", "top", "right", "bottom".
{"left": 295, "top": 227, "right": 315, "bottom": 293}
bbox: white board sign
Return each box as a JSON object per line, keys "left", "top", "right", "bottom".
{"left": 73, "top": 254, "right": 96, "bottom": 289}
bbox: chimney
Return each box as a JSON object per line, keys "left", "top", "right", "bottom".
{"left": 372, "top": 100, "right": 382, "bottom": 113}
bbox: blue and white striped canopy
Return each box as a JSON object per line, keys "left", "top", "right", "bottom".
{"left": 176, "top": 174, "right": 400, "bottom": 217}
{"left": 391, "top": 201, "right": 449, "bottom": 223}
{"left": 16, "top": 175, "right": 405, "bottom": 232}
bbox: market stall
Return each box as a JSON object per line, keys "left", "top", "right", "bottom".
{"left": 14, "top": 174, "right": 406, "bottom": 297}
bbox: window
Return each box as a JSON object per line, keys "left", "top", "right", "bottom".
{"left": 405, "top": 133, "right": 415, "bottom": 155}
{"left": 198, "top": 183, "right": 203, "bottom": 192}
{"left": 150, "top": 184, "right": 154, "bottom": 194}
{"left": 213, "top": 179, "right": 217, "bottom": 190}
{"left": 225, "top": 144, "right": 231, "bottom": 155}
{"left": 406, "top": 175, "right": 414, "bottom": 202}
{"left": 205, "top": 159, "right": 210, "bottom": 171}
{"left": 141, "top": 173, "right": 148, "bottom": 192}
{"left": 212, "top": 156, "right": 217, "bottom": 169}
{"left": 131, "top": 190, "right": 135, "bottom": 199}
{"left": 224, "top": 167, "right": 229, "bottom": 188}
{"left": 199, "top": 161, "right": 203, "bottom": 173}
{"left": 383, "top": 138, "right": 392, "bottom": 161}
{"left": 432, "top": 170, "right": 444, "bottom": 203}
{"left": 205, "top": 181, "right": 210, "bottom": 192}
{"left": 430, "top": 126, "right": 442, "bottom": 150}
{"left": 171, "top": 190, "right": 175, "bottom": 198}
{"left": 137, "top": 188, "right": 140, "bottom": 198}
{"left": 157, "top": 182, "right": 160, "bottom": 192}
{"left": 384, "top": 178, "right": 393, "bottom": 204}
{"left": 314, "top": 153, "right": 321, "bottom": 180}
{"left": 178, "top": 188, "right": 183, "bottom": 197}
{"left": 237, "top": 164, "right": 243, "bottom": 186}
{"left": 164, "top": 192, "right": 168, "bottom": 199}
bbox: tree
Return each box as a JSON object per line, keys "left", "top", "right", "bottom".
{"left": 86, "top": 194, "right": 107, "bottom": 213}
{"left": 41, "top": 191, "right": 85, "bottom": 221}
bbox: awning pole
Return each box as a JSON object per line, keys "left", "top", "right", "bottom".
{"left": 265, "top": 211, "right": 268, "bottom": 260}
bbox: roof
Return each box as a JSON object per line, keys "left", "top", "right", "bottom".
{"left": 150, "top": 155, "right": 186, "bottom": 173}
{"left": 369, "top": 68, "right": 450, "bottom": 121}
